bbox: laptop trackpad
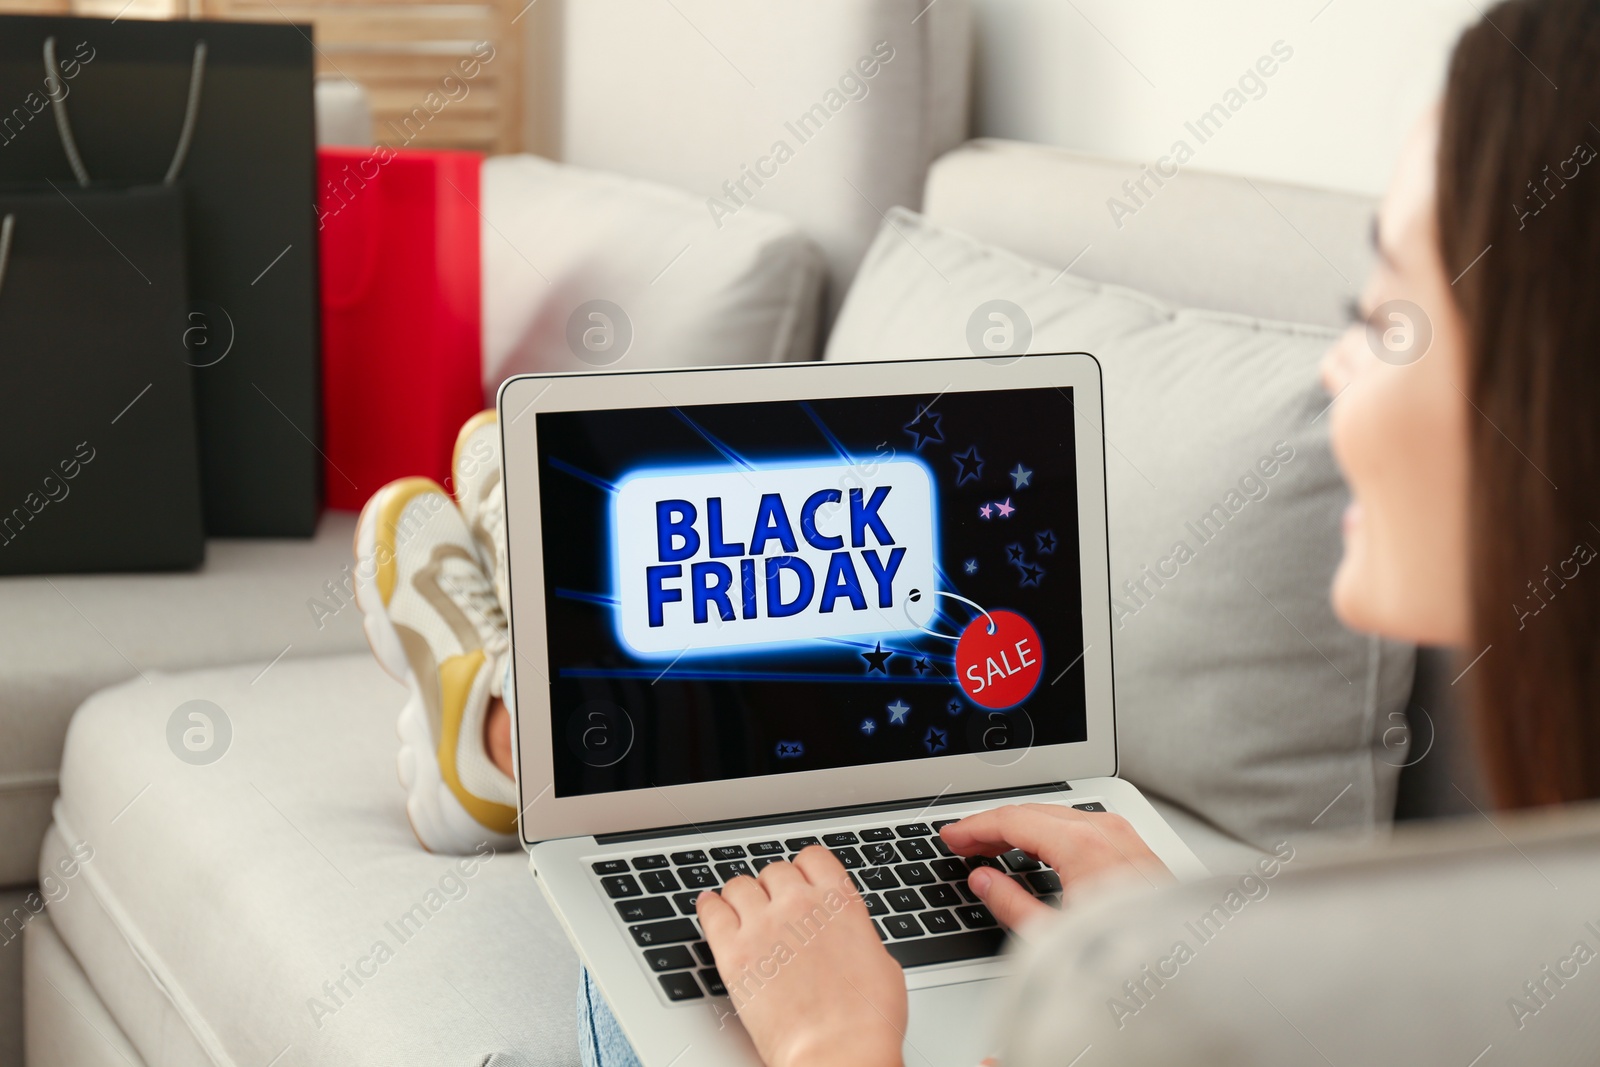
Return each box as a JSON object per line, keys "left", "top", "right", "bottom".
{"left": 906, "top": 978, "right": 1003, "bottom": 1066}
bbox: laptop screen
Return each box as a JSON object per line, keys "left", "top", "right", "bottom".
{"left": 533, "top": 387, "right": 1089, "bottom": 798}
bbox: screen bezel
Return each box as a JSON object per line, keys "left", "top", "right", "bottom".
{"left": 500, "top": 354, "right": 1117, "bottom": 845}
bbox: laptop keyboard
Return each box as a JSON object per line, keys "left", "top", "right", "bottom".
{"left": 587, "top": 801, "right": 1109, "bottom": 1004}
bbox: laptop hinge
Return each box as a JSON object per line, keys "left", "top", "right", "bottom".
{"left": 594, "top": 781, "right": 1073, "bottom": 846}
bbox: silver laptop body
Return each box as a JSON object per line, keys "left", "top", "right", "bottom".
{"left": 499, "top": 354, "right": 1207, "bottom": 1067}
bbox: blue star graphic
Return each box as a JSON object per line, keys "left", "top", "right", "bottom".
{"left": 903, "top": 406, "right": 944, "bottom": 450}
{"left": 1010, "top": 463, "right": 1033, "bottom": 489}
{"left": 913, "top": 657, "right": 931, "bottom": 676}
{"left": 861, "top": 718, "right": 878, "bottom": 736}
{"left": 924, "top": 727, "right": 948, "bottom": 754}
{"left": 964, "top": 558, "right": 979, "bottom": 575}
{"left": 861, "top": 642, "right": 892, "bottom": 674}
{"left": 947, "top": 698, "right": 964, "bottom": 716}
{"left": 1006, "top": 543, "right": 1026, "bottom": 564}
{"left": 1036, "top": 529, "right": 1058, "bottom": 555}
{"left": 887, "top": 700, "right": 911, "bottom": 725}
{"left": 952, "top": 445, "right": 984, "bottom": 485}
{"left": 1019, "top": 561, "right": 1046, "bottom": 588}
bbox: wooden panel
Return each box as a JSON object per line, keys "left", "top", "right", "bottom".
{"left": 0, "top": 0, "right": 74, "bottom": 11}
{"left": 199, "top": 0, "right": 521, "bottom": 153}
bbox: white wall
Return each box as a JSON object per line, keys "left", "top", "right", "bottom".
{"left": 970, "top": 0, "right": 1479, "bottom": 195}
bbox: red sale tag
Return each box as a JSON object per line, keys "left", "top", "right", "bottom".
{"left": 956, "top": 609, "right": 1043, "bottom": 710}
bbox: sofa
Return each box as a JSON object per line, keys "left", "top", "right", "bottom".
{"left": 5, "top": 4, "right": 1509, "bottom": 1065}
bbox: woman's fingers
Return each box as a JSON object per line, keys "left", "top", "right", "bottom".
{"left": 695, "top": 889, "right": 737, "bottom": 939}
{"left": 940, "top": 804, "right": 1088, "bottom": 868}
{"left": 718, "top": 873, "right": 770, "bottom": 919}
{"left": 792, "top": 844, "right": 853, "bottom": 893}
{"left": 969, "top": 866, "right": 1052, "bottom": 932}
{"left": 755, "top": 856, "right": 807, "bottom": 896}
{"left": 942, "top": 804, "right": 1173, "bottom": 891}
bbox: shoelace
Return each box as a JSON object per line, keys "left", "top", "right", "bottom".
{"left": 442, "top": 567, "right": 509, "bottom": 657}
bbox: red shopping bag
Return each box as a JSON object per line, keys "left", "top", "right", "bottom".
{"left": 318, "top": 146, "right": 483, "bottom": 510}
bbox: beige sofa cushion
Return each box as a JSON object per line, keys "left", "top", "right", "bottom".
{"left": 826, "top": 208, "right": 1415, "bottom": 848}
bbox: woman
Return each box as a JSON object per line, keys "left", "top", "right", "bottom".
{"left": 681, "top": 1, "right": 1600, "bottom": 1063}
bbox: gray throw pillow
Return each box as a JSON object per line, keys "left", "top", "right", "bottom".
{"left": 825, "top": 207, "right": 1414, "bottom": 848}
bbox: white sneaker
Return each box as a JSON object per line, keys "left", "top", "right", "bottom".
{"left": 354, "top": 477, "right": 518, "bottom": 853}
{"left": 451, "top": 410, "right": 509, "bottom": 618}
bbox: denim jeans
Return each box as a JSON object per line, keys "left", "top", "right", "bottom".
{"left": 577, "top": 967, "right": 644, "bottom": 1067}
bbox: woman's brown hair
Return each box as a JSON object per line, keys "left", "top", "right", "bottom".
{"left": 1437, "top": 0, "right": 1600, "bottom": 807}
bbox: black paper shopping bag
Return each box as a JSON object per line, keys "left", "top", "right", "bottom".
{"left": 0, "top": 185, "right": 205, "bottom": 574}
{"left": 0, "top": 15, "right": 322, "bottom": 536}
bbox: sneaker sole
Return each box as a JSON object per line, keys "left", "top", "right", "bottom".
{"left": 354, "top": 482, "right": 517, "bottom": 855}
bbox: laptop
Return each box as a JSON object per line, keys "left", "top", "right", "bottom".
{"left": 498, "top": 353, "right": 1208, "bottom": 1066}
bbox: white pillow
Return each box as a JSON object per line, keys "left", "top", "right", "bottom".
{"left": 481, "top": 155, "right": 826, "bottom": 397}
{"left": 826, "top": 207, "right": 1415, "bottom": 848}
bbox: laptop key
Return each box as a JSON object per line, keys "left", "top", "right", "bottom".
{"left": 641, "top": 870, "right": 680, "bottom": 894}
{"left": 955, "top": 905, "right": 997, "bottom": 929}
{"left": 897, "top": 839, "right": 935, "bottom": 862}
{"left": 1072, "top": 802, "right": 1107, "bottom": 813}
{"left": 1000, "top": 850, "right": 1040, "bottom": 872}
{"left": 644, "top": 945, "right": 695, "bottom": 972}
{"left": 658, "top": 972, "right": 704, "bottom": 1001}
{"left": 860, "top": 827, "right": 895, "bottom": 842}
{"left": 885, "top": 889, "right": 924, "bottom": 913}
{"left": 822, "top": 831, "right": 859, "bottom": 846}
{"left": 630, "top": 919, "right": 699, "bottom": 946}
{"left": 692, "top": 941, "right": 716, "bottom": 966}
{"left": 700, "top": 968, "right": 727, "bottom": 996}
{"left": 931, "top": 859, "right": 969, "bottom": 882}
{"left": 752, "top": 856, "right": 782, "bottom": 872}
{"left": 784, "top": 836, "right": 820, "bottom": 851}
{"left": 958, "top": 884, "right": 982, "bottom": 904}
{"left": 710, "top": 845, "right": 747, "bottom": 861}
{"left": 858, "top": 867, "right": 899, "bottom": 891}
{"left": 896, "top": 823, "right": 932, "bottom": 838}
{"left": 616, "top": 897, "right": 674, "bottom": 922}
{"left": 861, "top": 893, "right": 888, "bottom": 917}
{"left": 895, "top": 862, "right": 935, "bottom": 886}
{"left": 885, "top": 929, "right": 1006, "bottom": 968}
{"left": 830, "top": 847, "right": 865, "bottom": 869}
{"left": 874, "top": 920, "right": 887, "bottom": 941}
{"left": 748, "top": 841, "right": 784, "bottom": 856}
{"left": 863, "top": 843, "right": 898, "bottom": 866}
{"left": 966, "top": 856, "right": 1003, "bottom": 872}
{"left": 1026, "top": 870, "right": 1063, "bottom": 894}
{"left": 592, "top": 859, "right": 629, "bottom": 875}
{"left": 931, "top": 819, "right": 960, "bottom": 831}
{"left": 932, "top": 838, "right": 955, "bottom": 857}
{"left": 670, "top": 850, "right": 707, "bottom": 865}
{"left": 673, "top": 892, "right": 701, "bottom": 916}
{"left": 920, "top": 909, "right": 961, "bottom": 935}
{"left": 882, "top": 914, "right": 924, "bottom": 939}
{"left": 679, "top": 865, "right": 717, "bottom": 889}
{"left": 921, "top": 884, "right": 962, "bottom": 909}
{"left": 632, "top": 854, "right": 670, "bottom": 870}
{"left": 602, "top": 875, "right": 642, "bottom": 899}
{"left": 1041, "top": 894, "right": 1063, "bottom": 909}
{"left": 715, "top": 860, "right": 754, "bottom": 882}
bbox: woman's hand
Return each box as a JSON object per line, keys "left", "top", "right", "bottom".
{"left": 697, "top": 846, "right": 906, "bottom": 1067}
{"left": 941, "top": 804, "right": 1173, "bottom": 932}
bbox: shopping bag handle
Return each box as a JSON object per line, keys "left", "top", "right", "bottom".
{"left": 43, "top": 36, "right": 208, "bottom": 188}
{"left": 0, "top": 214, "right": 13, "bottom": 302}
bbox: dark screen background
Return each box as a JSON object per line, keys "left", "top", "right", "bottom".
{"left": 533, "top": 388, "right": 1088, "bottom": 797}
